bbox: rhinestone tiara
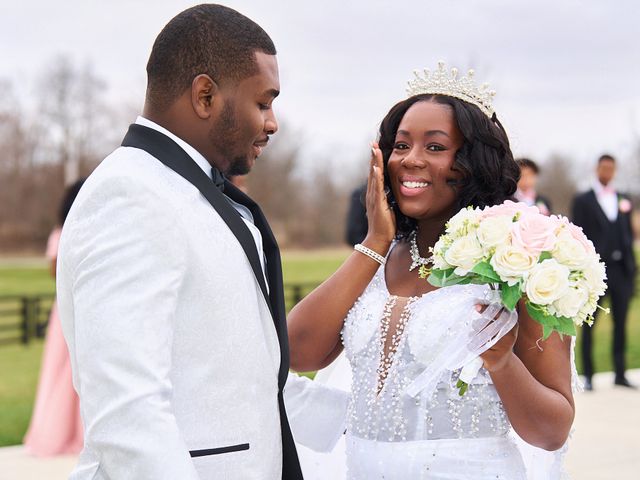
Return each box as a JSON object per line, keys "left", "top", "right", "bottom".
{"left": 406, "top": 61, "right": 496, "bottom": 118}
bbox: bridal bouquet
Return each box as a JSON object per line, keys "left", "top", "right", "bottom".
{"left": 422, "top": 201, "right": 607, "bottom": 394}
{"left": 425, "top": 201, "right": 608, "bottom": 338}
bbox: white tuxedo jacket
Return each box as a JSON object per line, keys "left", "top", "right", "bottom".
{"left": 57, "top": 124, "right": 347, "bottom": 480}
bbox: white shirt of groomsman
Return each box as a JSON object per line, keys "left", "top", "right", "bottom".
{"left": 593, "top": 154, "right": 621, "bottom": 222}
{"left": 593, "top": 179, "right": 618, "bottom": 222}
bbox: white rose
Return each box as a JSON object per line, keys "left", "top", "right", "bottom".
{"left": 431, "top": 237, "right": 452, "bottom": 270}
{"left": 477, "top": 215, "right": 513, "bottom": 251}
{"left": 432, "top": 237, "right": 447, "bottom": 256}
{"left": 551, "top": 282, "right": 589, "bottom": 318}
{"left": 432, "top": 254, "right": 450, "bottom": 270}
{"left": 490, "top": 244, "right": 538, "bottom": 286}
{"left": 444, "top": 234, "right": 484, "bottom": 275}
{"left": 525, "top": 259, "right": 571, "bottom": 306}
{"left": 446, "top": 207, "right": 481, "bottom": 237}
{"left": 581, "top": 259, "right": 607, "bottom": 297}
{"left": 552, "top": 231, "right": 589, "bottom": 269}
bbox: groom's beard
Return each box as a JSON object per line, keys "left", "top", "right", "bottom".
{"left": 210, "top": 100, "right": 252, "bottom": 176}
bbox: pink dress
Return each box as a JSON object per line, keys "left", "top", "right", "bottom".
{"left": 23, "top": 227, "right": 83, "bottom": 456}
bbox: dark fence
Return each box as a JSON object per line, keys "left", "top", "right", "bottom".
{"left": 284, "top": 282, "right": 320, "bottom": 311}
{"left": 0, "top": 282, "right": 321, "bottom": 347}
{"left": 0, "top": 294, "right": 55, "bottom": 346}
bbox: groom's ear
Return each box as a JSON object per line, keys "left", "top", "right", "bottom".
{"left": 191, "top": 74, "right": 219, "bottom": 119}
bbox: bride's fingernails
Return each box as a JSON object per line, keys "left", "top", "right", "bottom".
{"left": 371, "top": 147, "right": 377, "bottom": 156}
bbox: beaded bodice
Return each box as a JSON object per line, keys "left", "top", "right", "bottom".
{"left": 341, "top": 264, "right": 510, "bottom": 442}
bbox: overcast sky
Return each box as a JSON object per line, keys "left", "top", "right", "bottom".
{"left": 1, "top": 0, "right": 639, "bottom": 186}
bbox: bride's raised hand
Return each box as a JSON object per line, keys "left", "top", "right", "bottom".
{"left": 363, "top": 142, "right": 396, "bottom": 254}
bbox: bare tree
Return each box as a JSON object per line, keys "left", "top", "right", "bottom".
{"left": 0, "top": 58, "right": 123, "bottom": 251}
{"left": 245, "top": 129, "right": 303, "bottom": 245}
{"left": 1, "top": 55, "right": 362, "bottom": 251}
{"left": 0, "top": 80, "right": 62, "bottom": 250}
{"left": 537, "top": 154, "right": 579, "bottom": 217}
{"left": 39, "top": 56, "right": 116, "bottom": 184}
{"left": 305, "top": 161, "right": 350, "bottom": 246}
{"left": 244, "top": 127, "right": 357, "bottom": 247}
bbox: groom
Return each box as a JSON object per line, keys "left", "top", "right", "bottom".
{"left": 57, "top": 4, "right": 347, "bottom": 479}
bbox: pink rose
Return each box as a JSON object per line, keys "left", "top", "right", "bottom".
{"left": 536, "top": 201, "right": 550, "bottom": 216}
{"left": 619, "top": 198, "right": 632, "bottom": 214}
{"left": 511, "top": 212, "right": 557, "bottom": 254}
{"left": 482, "top": 200, "right": 539, "bottom": 220}
{"left": 557, "top": 216, "right": 596, "bottom": 255}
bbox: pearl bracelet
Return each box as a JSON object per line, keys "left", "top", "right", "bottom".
{"left": 354, "top": 243, "right": 386, "bottom": 266}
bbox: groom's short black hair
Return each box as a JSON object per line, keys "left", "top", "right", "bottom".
{"left": 146, "top": 4, "right": 276, "bottom": 110}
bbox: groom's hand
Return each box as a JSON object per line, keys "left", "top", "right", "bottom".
{"left": 363, "top": 142, "right": 396, "bottom": 254}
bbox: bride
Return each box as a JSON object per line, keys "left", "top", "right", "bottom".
{"left": 287, "top": 64, "right": 575, "bottom": 479}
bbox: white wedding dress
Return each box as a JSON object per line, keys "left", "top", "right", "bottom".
{"left": 295, "top": 261, "right": 576, "bottom": 479}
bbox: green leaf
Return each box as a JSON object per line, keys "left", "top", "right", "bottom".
{"left": 428, "top": 268, "right": 467, "bottom": 287}
{"left": 538, "top": 251, "right": 553, "bottom": 262}
{"left": 427, "top": 268, "right": 450, "bottom": 287}
{"left": 526, "top": 302, "right": 558, "bottom": 326}
{"left": 446, "top": 275, "right": 472, "bottom": 286}
{"left": 456, "top": 379, "right": 469, "bottom": 396}
{"left": 542, "top": 324, "right": 554, "bottom": 340}
{"left": 471, "top": 261, "right": 501, "bottom": 282}
{"left": 525, "top": 301, "right": 564, "bottom": 340}
{"left": 451, "top": 276, "right": 474, "bottom": 285}
{"left": 468, "top": 276, "right": 497, "bottom": 285}
{"left": 500, "top": 282, "right": 522, "bottom": 311}
{"left": 556, "top": 316, "right": 577, "bottom": 337}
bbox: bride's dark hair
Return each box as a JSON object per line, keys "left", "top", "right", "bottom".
{"left": 377, "top": 94, "right": 520, "bottom": 239}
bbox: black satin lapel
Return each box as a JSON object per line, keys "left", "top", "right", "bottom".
{"left": 222, "top": 183, "right": 281, "bottom": 306}
{"left": 223, "top": 183, "right": 278, "bottom": 253}
{"left": 121, "top": 124, "right": 272, "bottom": 314}
{"left": 223, "top": 181, "right": 290, "bottom": 389}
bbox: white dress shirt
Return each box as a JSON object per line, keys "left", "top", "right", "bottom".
{"left": 135, "top": 116, "right": 268, "bottom": 287}
{"left": 593, "top": 181, "right": 618, "bottom": 222}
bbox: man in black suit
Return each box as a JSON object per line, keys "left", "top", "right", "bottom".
{"left": 572, "top": 154, "right": 637, "bottom": 390}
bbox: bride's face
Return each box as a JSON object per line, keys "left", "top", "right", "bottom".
{"left": 386, "top": 100, "right": 464, "bottom": 223}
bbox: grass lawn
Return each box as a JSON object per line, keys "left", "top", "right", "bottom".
{"left": 0, "top": 249, "right": 638, "bottom": 447}
{"left": 575, "top": 296, "right": 640, "bottom": 374}
{"left": 0, "top": 342, "right": 43, "bottom": 446}
{"left": 0, "top": 265, "right": 55, "bottom": 296}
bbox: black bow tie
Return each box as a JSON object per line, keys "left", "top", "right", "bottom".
{"left": 211, "top": 167, "right": 225, "bottom": 192}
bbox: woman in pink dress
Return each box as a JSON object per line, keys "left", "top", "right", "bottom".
{"left": 24, "top": 180, "right": 85, "bottom": 456}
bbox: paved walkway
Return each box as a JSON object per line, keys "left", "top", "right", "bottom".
{"left": 1, "top": 369, "right": 639, "bottom": 479}
{"left": 564, "top": 369, "right": 640, "bottom": 479}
